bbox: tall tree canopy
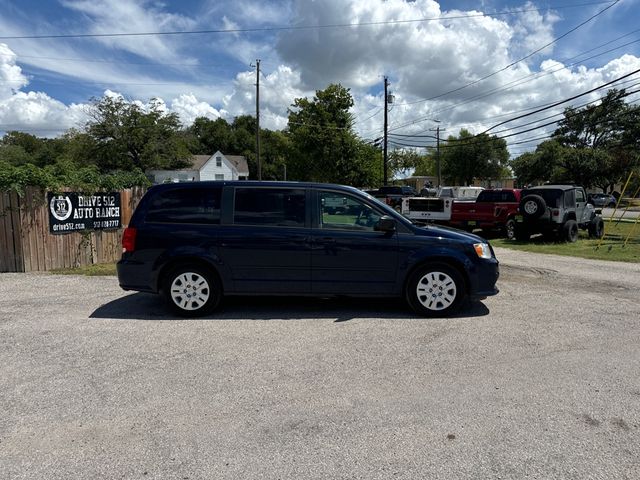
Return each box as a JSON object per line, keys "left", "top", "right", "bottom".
{"left": 85, "top": 95, "right": 191, "bottom": 172}
{"left": 440, "top": 129, "right": 509, "bottom": 185}
{"left": 511, "top": 89, "right": 640, "bottom": 191}
{"left": 287, "top": 84, "right": 381, "bottom": 186}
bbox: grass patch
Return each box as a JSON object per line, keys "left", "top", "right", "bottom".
{"left": 50, "top": 263, "right": 117, "bottom": 276}
{"left": 491, "top": 220, "right": 640, "bottom": 263}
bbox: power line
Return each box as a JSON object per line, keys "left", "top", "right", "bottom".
{"left": 481, "top": 68, "right": 640, "bottom": 134}
{"left": 0, "top": 2, "right": 616, "bottom": 40}
{"left": 390, "top": 33, "right": 640, "bottom": 133}
{"left": 0, "top": 54, "right": 229, "bottom": 68}
{"left": 386, "top": 87, "right": 640, "bottom": 151}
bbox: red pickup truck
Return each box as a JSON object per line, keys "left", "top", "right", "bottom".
{"left": 448, "top": 189, "right": 521, "bottom": 239}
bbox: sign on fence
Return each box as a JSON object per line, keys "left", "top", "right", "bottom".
{"left": 48, "top": 192, "right": 121, "bottom": 234}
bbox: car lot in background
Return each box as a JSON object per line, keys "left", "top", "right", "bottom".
{"left": 587, "top": 192, "right": 617, "bottom": 207}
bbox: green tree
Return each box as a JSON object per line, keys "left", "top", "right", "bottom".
{"left": 511, "top": 140, "right": 563, "bottom": 186}
{"left": 1, "top": 131, "right": 67, "bottom": 167}
{"left": 260, "top": 129, "right": 291, "bottom": 180}
{"left": 1, "top": 131, "right": 41, "bottom": 155}
{"left": 553, "top": 89, "right": 640, "bottom": 192}
{"left": 411, "top": 150, "right": 436, "bottom": 177}
{"left": 85, "top": 95, "right": 191, "bottom": 172}
{"left": 389, "top": 149, "right": 431, "bottom": 178}
{"left": 0, "top": 144, "right": 33, "bottom": 166}
{"left": 440, "top": 129, "right": 509, "bottom": 185}
{"left": 287, "top": 84, "right": 381, "bottom": 186}
{"left": 187, "top": 117, "right": 234, "bottom": 155}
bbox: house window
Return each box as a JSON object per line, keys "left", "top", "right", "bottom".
{"left": 216, "top": 156, "right": 222, "bottom": 167}
{"left": 215, "top": 174, "right": 224, "bottom": 180}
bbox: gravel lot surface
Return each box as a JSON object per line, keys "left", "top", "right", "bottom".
{"left": 1, "top": 249, "right": 639, "bottom": 479}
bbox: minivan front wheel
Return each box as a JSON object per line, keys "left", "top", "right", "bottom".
{"left": 406, "top": 264, "right": 465, "bottom": 317}
{"left": 163, "top": 266, "right": 221, "bottom": 317}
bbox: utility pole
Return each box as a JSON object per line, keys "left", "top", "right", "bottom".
{"left": 383, "top": 77, "right": 389, "bottom": 185}
{"left": 253, "top": 59, "right": 262, "bottom": 181}
{"left": 429, "top": 120, "right": 443, "bottom": 188}
{"left": 436, "top": 125, "right": 441, "bottom": 188}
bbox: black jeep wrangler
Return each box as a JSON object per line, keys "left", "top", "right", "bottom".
{"left": 514, "top": 185, "right": 605, "bottom": 242}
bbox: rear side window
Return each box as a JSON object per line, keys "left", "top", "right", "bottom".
{"left": 523, "top": 189, "right": 562, "bottom": 208}
{"left": 234, "top": 188, "right": 306, "bottom": 227}
{"left": 145, "top": 187, "right": 222, "bottom": 224}
{"left": 477, "top": 191, "right": 516, "bottom": 202}
{"left": 564, "top": 189, "right": 575, "bottom": 208}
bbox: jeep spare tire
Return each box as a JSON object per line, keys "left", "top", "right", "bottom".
{"left": 520, "top": 194, "right": 546, "bottom": 219}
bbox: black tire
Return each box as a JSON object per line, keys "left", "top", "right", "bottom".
{"left": 520, "top": 194, "right": 547, "bottom": 219}
{"left": 514, "top": 225, "right": 530, "bottom": 241}
{"left": 503, "top": 219, "right": 516, "bottom": 240}
{"left": 588, "top": 216, "right": 605, "bottom": 239}
{"left": 162, "top": 265, "right": 221, "bottom": 317}
{"left": 406, "top": 263, "right": 466, "bottom": 317}
{"left": 562, "top": 219, "right": 578, "bottom": 243}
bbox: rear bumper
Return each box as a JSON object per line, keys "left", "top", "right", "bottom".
{"left": 116, "top": 259, "right": 157, "bottom": 293}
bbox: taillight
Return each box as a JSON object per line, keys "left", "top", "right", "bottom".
{"left": 122, "top": 227, "right": 137, "bottom": 253}
{"left": 552, "top": 209, "right": 560, "bottom": 217}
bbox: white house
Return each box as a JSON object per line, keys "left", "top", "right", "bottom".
{"left": 147, "top": 151, "right": 250, "bottom": 184}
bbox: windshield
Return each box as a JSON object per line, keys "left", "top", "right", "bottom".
{"left": 477, "top": 190, "right": 517, "bottom": 202}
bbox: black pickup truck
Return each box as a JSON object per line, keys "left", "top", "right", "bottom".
{"left": 371, "top": 185, "right": 416, "bottom": 211}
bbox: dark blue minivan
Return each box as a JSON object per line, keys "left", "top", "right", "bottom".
{"left": 117, "top": 181, "right": 499, "bottom": 317}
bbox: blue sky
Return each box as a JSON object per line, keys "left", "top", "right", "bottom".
{"left": 0, "top": 0, "right": 639, "bottom": 154}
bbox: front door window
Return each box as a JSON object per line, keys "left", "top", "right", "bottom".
{"left": 319, "top": 192, "right": 382, "bottom": 231}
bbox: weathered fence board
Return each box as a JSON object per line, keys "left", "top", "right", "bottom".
{"left": 0, "top": 186, "right": 145, "bottom": 272}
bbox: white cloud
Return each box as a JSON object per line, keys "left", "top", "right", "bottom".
{"left": 0, "top": 44, "right": 88, "bottom": 135}
{"left": 60, "top": 0, "right": 198, "bottom": 63}
{"left": 222, "top": 65, "right": 312, "bottom": 129}
{"left": 0, "top": 91, "right": 88, "bottom": 135}
{"left": 511, "top": 2, "right": 560, "bottom": 58}
{"left": 171, "top": 94, "right": 221, "bottom": 125}
{"left": 0, "top": 43, "right": 29, "bottom": 97}
{"left": 0, "top": 0, "right": 638, "bottom": 156}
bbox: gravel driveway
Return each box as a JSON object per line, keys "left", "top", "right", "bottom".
{"left": 1, "top": 249, "right": 639, "bottom": 479}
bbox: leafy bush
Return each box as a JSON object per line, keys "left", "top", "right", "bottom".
{"left": 0, "top": 161, "right": 151, "bottom": 195}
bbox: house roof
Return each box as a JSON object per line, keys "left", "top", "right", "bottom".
{"left": 188, "top": 155, "right": 212, "bottom": 171}
{"left": 225, "top": 155, "right": 249, "bottom": 174}
{"left": 173, "top": 153, "right": 249, "bottom": 174}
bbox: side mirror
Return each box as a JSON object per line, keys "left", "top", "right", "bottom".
{"left": 374, "top": 215, "right": 396, "bottom": 233}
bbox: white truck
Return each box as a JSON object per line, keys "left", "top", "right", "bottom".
{"left": 401, "top": 186, "right": 484, "bottom": 223}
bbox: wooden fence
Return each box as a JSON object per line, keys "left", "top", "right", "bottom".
{"left": 0, "top": 186, "right": 146, "bottom": 272}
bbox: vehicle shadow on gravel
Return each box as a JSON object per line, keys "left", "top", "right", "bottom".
{"left": 90, "top": 293, "right": 490, "bottom": 322}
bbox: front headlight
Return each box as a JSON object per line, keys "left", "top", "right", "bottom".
{"left": 473, "top": 242, "right": 492, "bottom": 259}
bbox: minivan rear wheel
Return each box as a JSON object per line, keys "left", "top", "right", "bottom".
{"left": 163, "top": 265, "right": 221, "bottom": 317}
{"left": 406, "top": 263, "right": 465, "bottom": 317}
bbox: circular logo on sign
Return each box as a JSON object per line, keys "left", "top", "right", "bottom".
{"left": 50, "top": 195, "right": 73, "bottom": 221}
